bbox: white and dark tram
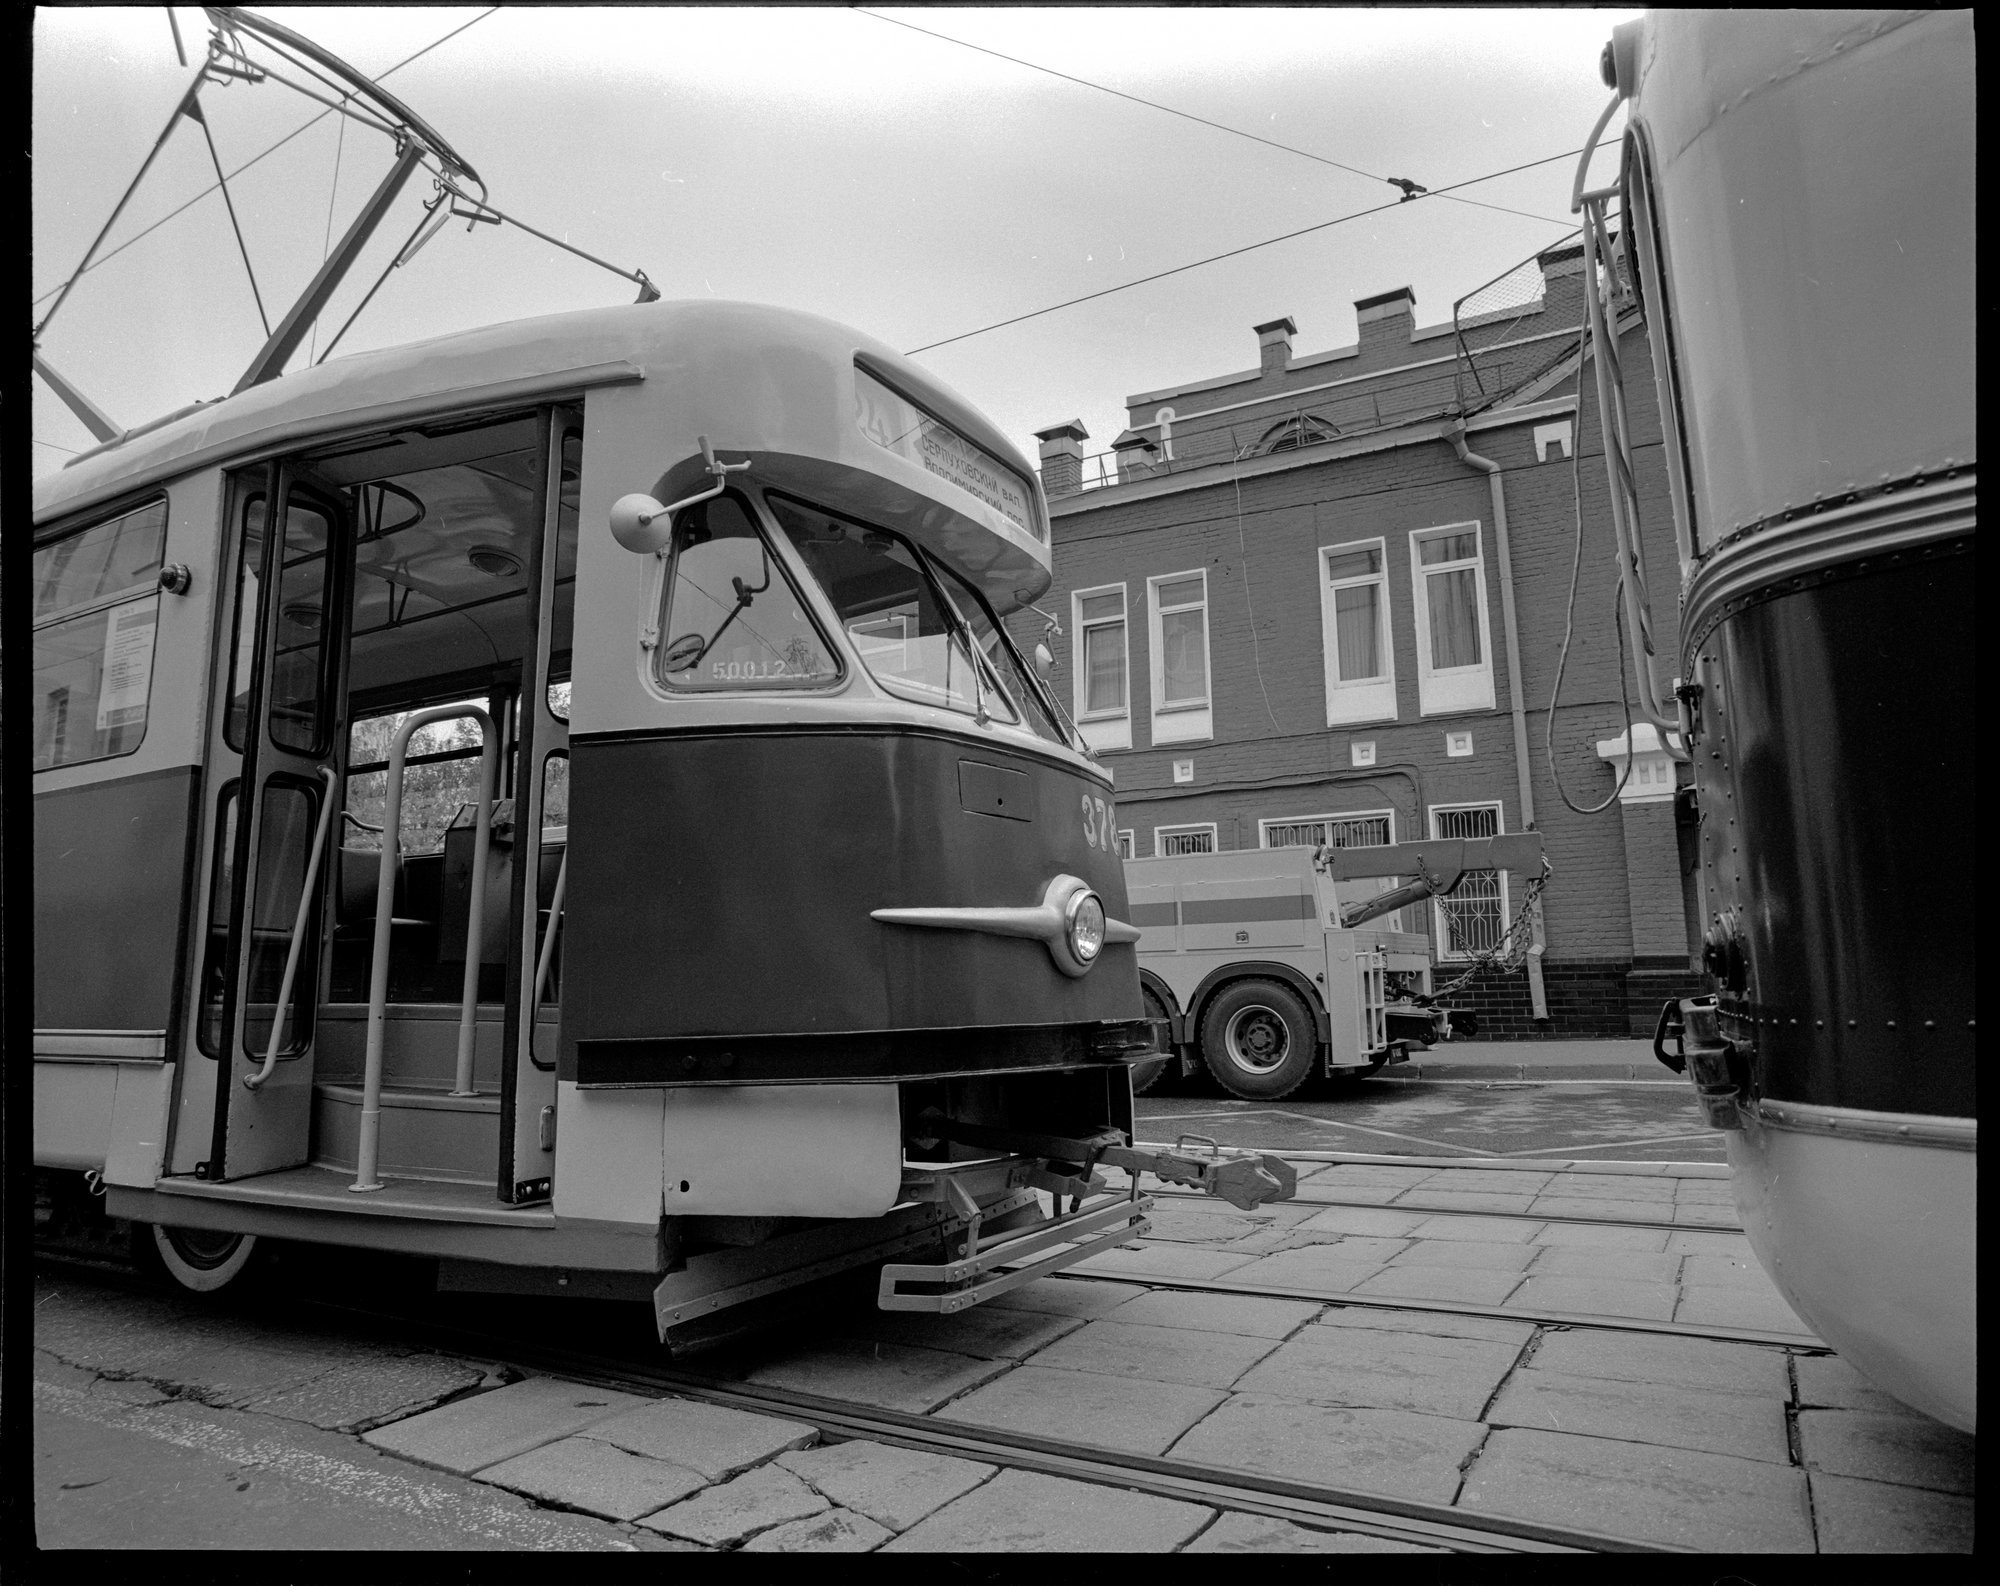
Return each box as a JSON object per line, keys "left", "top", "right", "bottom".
{"left": 32, "top": 297, "right": 1282, "bottom": 1329}
{"left": 1581, "top": 10, "right": 1974, "bottom": 1430}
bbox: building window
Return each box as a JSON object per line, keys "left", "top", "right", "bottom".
{"left": 1155, "top": 823, "right": 1216, "bottom": 857}
{"left": 1430, "top": 802, "right": 1509, "bottom": 960}
{"left": 1258, "top": 414, "right": 1339, "bottom": 455}
{"left": 1319, "top": 538, "right": 1396, "bottom": 724}
{"left": 1148, "top": 570, "right": 1212, "bottom": 745}
{"left": 32, "top": 498, "right": 169, "bottom": 771}
{"left": 1071, "top": 584, "right": 1130, "bottom": 752}
{"left": 1115, "top": 829, "right": 1135, "bottom": 859}
{"left": 1409, "top": 523, "right": 1496, "bottom": 715}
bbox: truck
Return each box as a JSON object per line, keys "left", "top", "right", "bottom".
{"left": 1125, "top": 834, "right": 1545, "bottom": 1099}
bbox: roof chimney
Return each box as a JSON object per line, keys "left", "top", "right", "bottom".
{"left": 1254, "top": 316, "right": 1297, "bottom": 376}
{"left": 1354, "top": 286, "right": 1415, "bottom": 347}
{"left": 1034, "top": 418, "right": 1089, "bottom": 498}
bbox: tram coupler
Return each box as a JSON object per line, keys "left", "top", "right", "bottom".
{"left": 1654, "top": 996, "right": 1747, "bottom": 1130}
{"left": 912, "top": 1110, "right": 1297, "bottom": 1211}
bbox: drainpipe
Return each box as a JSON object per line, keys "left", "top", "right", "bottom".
{"left": 1445, "top": 419, "right": 1549, "bottom": 1021}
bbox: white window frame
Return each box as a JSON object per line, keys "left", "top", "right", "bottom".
{"left": 1318, "top": 536, "right": 1397, "bottom": 725}
{"left": 1147, "top": 569, "right": 1212, "bottom": 745}
{"left": 1154, "top": 822, "right": 1217, "bottom": 857}
{"left": 1257, "top": 808, "right": 1397, "bottom": 850}
{"left": 1115, "top": 828, "right": 1135, "bottom": 859}
{"left": 1070, "top": 582, "right": 1130, "bottom": 752}
{"left": 1409, "top": 522, "right": 1496, "bottom": 716}
{"left": 1428, "top": 800, "right": 1510, "bottom": 962}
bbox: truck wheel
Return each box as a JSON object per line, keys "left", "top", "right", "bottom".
{"left": 1200, "top": 979, "right": 1318, "bottom": 1100}
{"left": 143, "top": 1224, "right": 259, "bottom": 1294}
{"left": 1131, "top": 986, "right": 1175, "bottom": 1096}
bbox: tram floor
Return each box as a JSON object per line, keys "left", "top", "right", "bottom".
{"left": 34, "top": 1156, "right": 1975, "bottom": 1555}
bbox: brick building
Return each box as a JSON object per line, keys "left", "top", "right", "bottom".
{"left": 1013, "top": 242, "right": 1700, "bottom": 1037}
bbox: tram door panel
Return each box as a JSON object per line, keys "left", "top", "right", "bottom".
{"left": 501, "top": 412, "right": 579, "bottom": 1202}
{"left": 207, "top": 471, "right": 349, "bottom": 1180}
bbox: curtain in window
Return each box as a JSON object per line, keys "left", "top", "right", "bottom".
{"left": 1426, "top": 567, "right": 1482, "bottom": 669}
{"left": 1161, "top": 608, "right": 1207, "bottom": 703}
{"left": 1334, "top": 584, "right": 1382, "bottom": 681}
{"left": 1083, "top": 623, "right": 1125, "bottom": 712}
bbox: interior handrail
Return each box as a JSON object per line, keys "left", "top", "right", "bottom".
{"left": 352, "top": 705, "right": 498, "bottom": 1193}
{"left": 242, "top": 766, "right": 339, "bottom": 1091}
{"left": 527, "top": 849, "right": 570, "bottom": 1070}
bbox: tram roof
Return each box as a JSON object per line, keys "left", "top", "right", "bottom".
{"left": 33, "top": 299, "right": 1040, "bottom": 535}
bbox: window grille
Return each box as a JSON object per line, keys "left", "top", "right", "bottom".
{"left": 1432, "top": 803, "right": 1507, "bottom": 958}
{"left": 1263, "top": 814, "right": 1390, "bottom": 849}
{"left": 1157, "top": 825, "right": 1216, "bottom": 857}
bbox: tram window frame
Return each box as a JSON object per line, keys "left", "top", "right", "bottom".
{"left": 30, "top": 495, "right": 169, "bottom": 772}
{"left": 648, "top": 490, "right": 844, "bottom": 694}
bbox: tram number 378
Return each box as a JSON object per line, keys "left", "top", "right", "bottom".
{"left": 1081, "top": 794, "right": 1116, "bottom": 853}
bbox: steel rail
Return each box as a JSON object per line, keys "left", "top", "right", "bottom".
{"left": 1134, "top": 1181, "right": 1736, "bottom": 1236}
{"left": 33, "top": 1246, "right": 1673, "bottom": 1552}
{"left": 1129, "top": 1142, "right": 1731, "bottom": 1178}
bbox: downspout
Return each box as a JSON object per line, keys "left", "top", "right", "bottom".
{"left": 1445, "top": 419, "right": 1550, "bottom": 1021}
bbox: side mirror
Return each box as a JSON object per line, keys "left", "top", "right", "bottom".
{"left": 609, "top": 493, "right": 675, "bottom": 555}
{"left": 1034, "top": 642, "right": 1055, "bottom": 677}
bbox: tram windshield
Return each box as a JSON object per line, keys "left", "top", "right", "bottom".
{"left": 652, "top": 494, "right": 840, "bottom": 690}
{"left": 769, "top": 494, "right": 1063, "bottom": 743}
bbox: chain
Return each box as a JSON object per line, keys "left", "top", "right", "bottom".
{"left": 1427, "top": 859, "right": 1551, "bottom": 1000}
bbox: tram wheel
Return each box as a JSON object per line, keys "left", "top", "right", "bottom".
{"left": 1199, "top": 979, "right": 1318, "bottom": 1101}
{"left": 145, "top": 1224, "right": 259, "bottom": 1293}
{"left": 1131, "top": 986, "right": 1175, "bottom": 1096}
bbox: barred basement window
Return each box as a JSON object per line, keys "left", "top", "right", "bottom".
{"left": 1155, "top": 824, "right": 1217, "bottom": 857}
{"left": 1259, "top": 812, "right": 1392, "bottom": 850}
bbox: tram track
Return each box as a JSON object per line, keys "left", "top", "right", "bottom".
{"left": 1135, "top": 1181, "right": 1738, "bottom": 1236}
{"left": 35, "top": 1242, "right": 1685, "bottom": 1553}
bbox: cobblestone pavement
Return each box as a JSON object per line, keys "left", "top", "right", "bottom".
{"left": 36, "top": 1212, "right": 1975, "bottom": 1553}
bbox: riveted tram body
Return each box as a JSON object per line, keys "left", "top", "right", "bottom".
{"left": 1593, "top": 11, "right": 1974, "bottom": 1430}
{"left": 33, "top": 299, "right": 1176, "bottom": 1326}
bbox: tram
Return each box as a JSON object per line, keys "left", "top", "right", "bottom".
{"left": 1580, "top": 11, "right": 1974, "bottom": 1430}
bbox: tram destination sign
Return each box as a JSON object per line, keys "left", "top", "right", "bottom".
{"left": 854, "top": 366, "right": 1039, "bottom": 540}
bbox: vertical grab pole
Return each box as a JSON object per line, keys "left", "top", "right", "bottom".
{"left": 528, "top": 850, "right": 569, "bottom": 1068}
{"left": 354, "top": 704, "right": 495, "bottom": 1191}
{"left": 450, "top": 728, "right": 501, "bottom": 1096}
{"left": 243, "top": 767, "right": 339, "bottom": 1091}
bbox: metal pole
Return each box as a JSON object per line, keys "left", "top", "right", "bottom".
{"left": 451, "top": 729, "right": 500, "bottom": 1096}
{"left": 244, "top": 767, "right": 338, "bottom": 1090}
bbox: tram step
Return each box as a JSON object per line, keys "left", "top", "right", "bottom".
{"left": 315, "top": 1004, "right": 510, "bottom": 1094}
{"left": 312, "top": 1082, "right": 500, "bottom": 1187}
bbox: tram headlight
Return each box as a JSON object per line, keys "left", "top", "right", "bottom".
{"left": 1065, "top": 887, "right": 1106, "bottom": 968}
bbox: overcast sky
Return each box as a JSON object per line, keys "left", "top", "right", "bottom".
{"left": 33, "top": 5, "right": 1634, "bottom": 482}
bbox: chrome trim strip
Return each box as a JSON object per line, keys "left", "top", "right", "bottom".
{"left": 872, "top": 873, "right": 1141, "bottom": 976}
{"left": 1683, "top": 472, "right": 1973, "bottom": 650}
{"left": 35, "top": 1030, "right": 168, "bottom": 1060}
{"left": 1754, "top": 1099, "right": 1976, "bottom": 1151}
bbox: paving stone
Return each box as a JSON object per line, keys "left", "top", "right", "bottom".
{"left": 1225, "top": 1249, "right": 1386, "bottom": 1295}
{"left": 1793, "top": 1355, "right": 1920, "bottom": 1415}
{"left": 881, "top": 1468, "right": 1211, "bottom": 1552}
{"left": 1408, "top": 1170, "right": 1557, "bottom": 1194}
{"left": 1286, "top": 1233, "right": 1410, "bottom": 1262}
{"left": 1526, "top": 1330, "right": 1791, "bottom": 1396}
{"left": 1488, "top": 1368, "right": 1789, "bottom": 1463}
{"left": 1170, "top": 1394, "right": 1484, "bottom": 1505}
{"left": 1796, "top": 1409, "right": 1974, "bottom": 1495}
{"left": 1298, "top": 1164, "right": 1434, "bottom": 1187}
{"left": 744, "top": 1338, "right": 1010, "bottom": 1415}
{"left": 1293, "top": 1181, "right": 1404, "bottom": 1204}
{"left": 1185, "top": 1511, "right": 1448, "bottom": 1552}
{"left": 1391, "top": 1239, "right": 1539, "bottom": 1272}
{"left": 1234, "top": 1325, "right": 1521, "bottom": 1420}
{"left": 1673, "top": 1285, "right": 1814, "bottom": 1337}
{"left": 1068, "top": 1243, "right": 1258, "bottom": 1282}
{"left": 988, "top": 1277, "right": 1146, "bottom": 1319}
{"left": 1142, "top": 1203, "right": 1272, "bottom": 1244}
{"left": 1406, "top": 1214, "right": 1539, "bottom": 1244}
{"left": 1680, "top": 1252, "right": 1772, "bottom": 1287}
{"left": 776, "top": 1439, "right": 994, "bottom": 1532}
{"left": 1532, "top": 1221, "right": 1669, "bottom": 1251}
{"left": 1529, "top": 1197, "right": 1676, "bottom": 1223}
{"left": 640, "top": 1462, "right": 829, "bottom": 1547}
{"left": 1663, "top": 1229, "right": 1754, "bottom": 1256}
{"left": 740, "top": 1506, "right": 894, "bottom": 1552}
{"left": 362, "top": 1377, "right": 645, "bottom": 1473}
{"left": 1100, "top": 1289, "right": 1320, "bottom": 1339}
{"left": 1504, "top": 1275, "right": 1677, "bottom": 1321}
{"left": 1671, "top": 1180, "right": 1738, "bottom": 1204}
{"left": 238, "top": 1355, "right": 488, "bottom": 1431}
{"left": 1315, "top": 1305, "right": 1535, "bottom": 1346}
{"left": 1458, "top": 1427, "right": 1813, "bottom": 1551}
{"left": 1671, "top": 1205, "right": 1741, "bottom": 1227}
{"left": 1542, "top": 1173, "right": 1677, "bottom": 1201}
{"left": 934, "top": 1365, "right": 1225, "bottom": 1456}
{"left": 1029, "top": 1319, "right": 1283, "bottom": 1390}
{"left": 1808, "top": 1472, "right": 1975, "bottom": 1553}
{"left": 1294, "top": 1206, "right": 1427, "bottom": 1237}
{"left": 476, "top": 1435, "right": 707, "bottom": 1521}
{"left": 1399, "top": 1191, "right": 1540, "bottom": 1215}
{"left": 1527, "top": 1246, "right": 1680, "bottom": 1283}
{"left": 581, "top": 1396, "right": 817, "bottom": 1480}
{"left": 840, "top": 1304, "right": 1085, "bottom": 1360}
{"left": 1351, "top": 1265, "right": 1524, "bottom": 1306}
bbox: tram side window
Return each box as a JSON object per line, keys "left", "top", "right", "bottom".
{"left": 344, "top": 706, "right": 493, "bottom": 855}
{"left": 651, "top": 494, "right": 839, "bottom": 691}
{"left": 31, "top": 499, "right": 168, "bottom": 770}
